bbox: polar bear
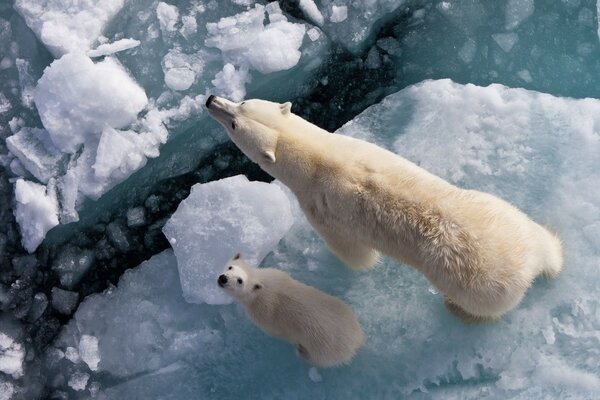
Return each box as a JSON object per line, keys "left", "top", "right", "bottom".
{"left": 206, "top": 95, "right": 563, "bottom": 321}
{"left": 218, "top": 253, "right": 364, "bottom": 367}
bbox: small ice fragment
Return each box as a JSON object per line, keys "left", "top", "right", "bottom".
{"left": 330, "top": 5, "right": 348, "bottom": 23}
{"left": 79, "top": 335, "right": 100, "bottom": 371}
{"left": 541, "top": 326, "right": 555, "bottom": 345}
{"left": 505, "top": 0, "right": 534, "bottom": 30}
{"left": 68, "top": 371, "right": 90, "bottom": 391}
{"left": 517, "top": 69, "right": 532, "bottom": 82}
{"left": 126, "top": 207, "right": 146, "bottom": 227}
{"left": 492, "top": 33, "right": 518, "bottom": 53}
{"left": 87, "top": 38, "right": 141, "bottom": 57}
{"left": 65, "top": 347, "right": 80, "bottom": 363}
{"left": 308, "top": 367, "right": 322, "bottom": 382}
{"left": 0, "top": 332, "right": 25, "bottom": 378}
{"left": 13, "top": 179, "right": 59, "bottom": 253}
{"left": 307, "top": 27, "right": 321, "bottom": 41}
{"left": 156, "top": 2, "right": 179, "bottom": 34}
{"left": 51, "top": 287, "right": 79, "bottom": 315}
{"left": 299, "top": 0, "right": 324, "bottom": 26}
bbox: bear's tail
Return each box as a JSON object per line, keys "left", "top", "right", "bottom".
{"left": 538, "top": 226, "right": 563, "bottom": 279}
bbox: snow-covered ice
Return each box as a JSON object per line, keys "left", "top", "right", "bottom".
{"left": 163, "top": 175, "right": 294, "bottom": 304}
{"left": 0, "top": 332, "right": 24, "bottom": 379}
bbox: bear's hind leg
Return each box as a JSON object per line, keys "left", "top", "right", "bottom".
{"left": 321, "top": 231, "right": 380, "bottom": 269}
{"left": 443, "top": 297, "right": 495, "bottom": 324}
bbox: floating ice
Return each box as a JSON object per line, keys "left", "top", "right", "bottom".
{"left": 51, "top": 287, "right": 79, "bottom": 315}
{"left": 79, "top": 335, "right": 100, "bottom": 371}
{"left": 492, "top": 32, "right": 519, "bottom": 52}
{"left": 68, "top": 371, "right": 89, "bottom": 391}
{"left": 156, "top": 2, "right": 180, "bottom": 35}
{"left": 505, "top": 0, "right": 534, "bottom": 30}
{"left": 14, "top": 0, "right": 126, "bottom": 57}
{"left": 126, "top": 207, "right": 146, "bottom": 228}
{"left": 205, "top": 3, "right": 306, "bottom": 75}
{"left": 0, "top": 332, "right": 24, "bottom": 379}
{"left": 5, "top": 127, "right": 63, "bottom": 184}
{"left": 54, "top": 250, "right": 222, "bottom": 380}
{"left": 162, "top": 175, "right": 294, "bottom": 304}
{"left": 87, "top": 38, "right": 141, "bottom": 58}
{"left": 299, "top": 0, "right": 324, "bottom": 26}
{"left": 211, "top": 63, "right": 250, "bottom": 102}
{"left": 330, "top": 5, "right": 348, "bottom": 23}
{"left": 52, "top": 245, "right": 94, "bottom": 289}
{"left": 13, "top": 179, "right": 59, "bottom": 253}
{"left": 34, "top": 53, "right": 148, "bottom": 154}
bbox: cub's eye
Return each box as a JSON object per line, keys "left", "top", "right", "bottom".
{"left": 237, "top": 278, "right": 243, "bottom": 284}
{"left": 228, "top": 266, "right": 233, "bottom": 270}
{"left": 231, "top": 121, "right": 236, "bottom": 130}
{"left": 241, "top": 101, "right": 246, "bottom": 105}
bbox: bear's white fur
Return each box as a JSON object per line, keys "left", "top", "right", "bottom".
{"left": 207, "top": 96, "right": 563, "bottom": 321}
{"left": 218, "top": 254, "right": 364, "bottom": 367}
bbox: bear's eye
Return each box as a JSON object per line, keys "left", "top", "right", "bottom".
{"left": 241, "top": 101, "right": 246, "bottom": 105}
{"left": 231, "top": 121, "right": 236, "bottom": 130}
{"left": 228, "top": 266, "right": 233, "bottom": 270}
{"left": 237, "top": 278, "right": 243, "bottom": 284}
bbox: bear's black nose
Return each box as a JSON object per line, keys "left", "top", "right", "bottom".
{"left": 218, "top": 274, "right": 228, "bottom": 287}
{"left": 206, "top": 94, "right": 215, "bottom": 108}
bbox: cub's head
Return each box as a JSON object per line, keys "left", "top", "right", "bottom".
{"left": 205, "top": 95, "right": 293, "bottom": 166}
{"left": 217, "top": 252, "right": 262, "bottom": 302}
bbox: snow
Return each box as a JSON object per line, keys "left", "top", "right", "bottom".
{"left": 162, "top": 175, "right": 294, "bottom": 304}
{"left": 34, "top": 53, "right": 148, "bottom": 154}
{"left": 87, "top": 38, "right": 141, "bottom": 58}
{"left": 13, "top": 179, "right": 59, "bottom": 253}
{"left": 14, "top": 0, "right": 126, "bottom": 57}
{"left": 0, "top": 333, "right": 24, "bottom": 379}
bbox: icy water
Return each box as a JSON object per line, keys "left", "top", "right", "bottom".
{"left": 1, "top": 0, "right": 600, "bottom": 399}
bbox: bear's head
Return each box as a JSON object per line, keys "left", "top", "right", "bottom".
{"left": 217, "top": 252, "right": 262, "bottom": 302}
{"left": 205, "top": 95, "right": 292, "bottom": 166}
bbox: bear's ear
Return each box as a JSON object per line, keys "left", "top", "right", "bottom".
{"left": 262, "top": 150, "right": 276, "bottom": 163}
{"left": 253, "top": 284, "right": 262, "bottom": 291}
{"left": 233, "top": 252, "right": 241, "bottom": 260}
{"left": 280, "top": 102, "right": 292, "bottom": 115}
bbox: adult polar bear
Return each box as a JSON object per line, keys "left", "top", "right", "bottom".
{"left": 205, "top": 95, "right": 563, "bottom": 321}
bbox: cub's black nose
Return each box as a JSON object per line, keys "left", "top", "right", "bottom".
{"left": 206, "top": 94, "right": 216, "bottom": 108}
{"left": 218, "top": 274, "right": 227, "bottom": 287}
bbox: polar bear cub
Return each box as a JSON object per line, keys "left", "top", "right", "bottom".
{"left": 218, "top": 253, "right": 364, "bottom": 368}
{"left": 206, "top": 95, "right": 563, "bottom": 322}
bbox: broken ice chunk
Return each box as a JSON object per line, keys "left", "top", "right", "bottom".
{"left": 330, "top": 5, "right": 348, "bottom": 23}
{"left": 14, "top": 0, "right": 126, "bottom": 57}
{"left": 79, "top": 335, "right": 100, "bottom": 371}
{"left": 34, "top": 53, "right": 148, "bottom": 154}
{"left": 156, "top": 2, "right": 179, "bottom": 35}
{"left": 126, "top": 207, "right": 146, "bottom": 227}
{"left": 0, "top": 332, "right": 24, "bottom": 379}
{"left": 13, "top": 179, "right": 59, "bottom": 253}
{"left": 299, "top": 0, "right": 324, "bottom": 26}
{"left": 162, "top": 175, "right": 294, "bottom": 304}
{"left": 6, "top": 127, "right": 63, "bottom": 184}
{"left": 93, "top": 126, "right": 147, "bottom": 182}
{"left": 51, "top": 287, "right": 79, "bottom": 315}
{"left": 68, "top": 371, "right": 89, "bottom": 391}
{"left": 87, "top": 38, "right": 141, "bottom": 58}
{"left": 52, "top": 245, "right": 94, "bottom": 289}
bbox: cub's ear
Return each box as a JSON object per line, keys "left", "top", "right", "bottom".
{"left": 233, "top": 252, "right": 241, "bottom": 260}
{"left": 280, "top": 102, "right": 292, "bottom": 115}
{"left": 263, "top": 150, "right": 276, "bottom": 163}
{"left": 253, "top": 284, "right": 262, "bottom": 291}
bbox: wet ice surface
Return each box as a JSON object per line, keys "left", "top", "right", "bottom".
{"left": 1, "top": 0, "right": 600, "bottom": 399}
{"left": 40, "top": 80, "right": 600, "bottom": 399}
